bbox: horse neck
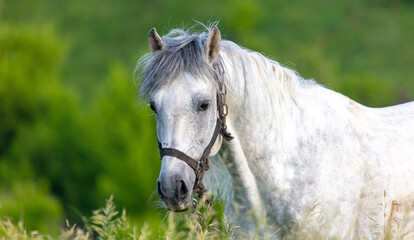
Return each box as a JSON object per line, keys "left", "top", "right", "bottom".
{"left": 213, "top": 47, "right": 369, "bottom": 226}
{"left": 213, "top": 48, "right": 307, "bottom": 218}
{"left": 221, "top": 47, "right": 304, "bottom": 148}
{"left": 221, "top": 46, "right": 360, "bottom": 164}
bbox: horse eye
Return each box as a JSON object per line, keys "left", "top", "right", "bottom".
{"left": 198, "top": 102, "right": 209, "bottom": 111}
{"left": 149, "top": 102, "right": 157, "bottom": 113}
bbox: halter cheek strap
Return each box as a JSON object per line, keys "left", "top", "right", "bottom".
{"left": 158, "top": 120, "right": 221, "bottom": 171}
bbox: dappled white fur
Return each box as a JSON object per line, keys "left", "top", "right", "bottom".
{"left": 205, "top": 39, "right": 414, "bottom": 238}
{"left": 140, "top": 26, "right": 414, "bottom": 239}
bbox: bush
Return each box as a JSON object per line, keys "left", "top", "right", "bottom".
{"left": 0, "top": 24, "right": 161, "bottom": 233}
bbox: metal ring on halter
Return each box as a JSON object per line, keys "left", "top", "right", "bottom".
{"left": 223, "top": 104, "right": 228, "bottom": 116}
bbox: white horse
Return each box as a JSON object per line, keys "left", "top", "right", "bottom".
{"left": 136, "top": 25, "right": 414, "bottom": 239}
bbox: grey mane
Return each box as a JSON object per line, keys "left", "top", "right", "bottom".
{"left": 135, "top": 28, "right": 226, "bottom": 99}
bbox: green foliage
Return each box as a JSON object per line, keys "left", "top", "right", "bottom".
{"left": 0, "top": 219, "right": 50, "bottom": 240}
{"left": 61, "top": 196, "right": 144, "bottom": 240}
{"left": 0, "top": 25, "right": 61, "bottom": 157}
{"left": 0, "top": 180, "right": 62, "bottom": 237}
{"left": 89, "top": 63, "right": 158, "bottom": 215}
{"left": 0, "top": 24, "right": 160, "bottom": 233}
{"left": 0, "top": 25, "right": 67, "bottom": 235}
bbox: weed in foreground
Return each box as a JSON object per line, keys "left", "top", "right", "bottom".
{"left": 1, "top": 195, "right": 413, "bottom": 239}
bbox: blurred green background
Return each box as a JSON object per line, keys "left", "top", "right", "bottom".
{"left": 0, "top": 0, "right": 413, "bottom": 237}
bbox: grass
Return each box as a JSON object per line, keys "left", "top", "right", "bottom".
{"left": 0, "top": 196, "right": 233, "bottom": 240}
{"left": 0, "top": 196, "right": 413, "bottom": 239}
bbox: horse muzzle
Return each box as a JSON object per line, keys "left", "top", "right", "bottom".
{"left": 157, "top": 177, "right": 193, "bottom": 211}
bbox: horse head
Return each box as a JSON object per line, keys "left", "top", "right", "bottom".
{"left": 144, "top": 26, "right": 228, "bottom": 211}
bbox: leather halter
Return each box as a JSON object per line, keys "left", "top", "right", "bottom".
{"left": 157, "top": 82, "right": 233, "bottom": 205}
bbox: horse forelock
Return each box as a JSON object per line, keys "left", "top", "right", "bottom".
{"left": 135, "top": 28, "right": 226, "bottom": 99}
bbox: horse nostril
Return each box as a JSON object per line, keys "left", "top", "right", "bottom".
{"left": 177, "top": 180, "right": 189, "bottom": 199}
{"left": 157, "top": 180, "right": 166, "bottom": 199}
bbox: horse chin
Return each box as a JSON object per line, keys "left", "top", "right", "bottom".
{"left": 167, "top": 205, "right": 190, "bottom": 212}
{"left": 165, "top": 200, "right": 192, "bottom": 212}
{"left": 168, "top": 207, "right": 188, "bottom": 212}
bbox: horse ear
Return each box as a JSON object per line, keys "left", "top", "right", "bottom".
{"left": 206, "top": 26, "right": 221, "bottom": 63}
{"left": 148, "top": 28, "right": 163, "bottom": 52}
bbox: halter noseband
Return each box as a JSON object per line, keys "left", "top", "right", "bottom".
{"left": 157, "top": 82, "right": 233, "bottom": 206}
